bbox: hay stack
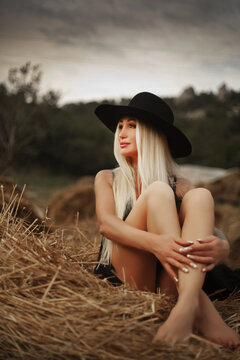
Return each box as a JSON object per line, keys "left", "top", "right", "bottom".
{"left": 196, "top": 170, "right": 240, "bottom": 269}
{"left": 215, "top": 205, "right": 240, "bottom": 245}
{"left": 215, "top": 204, "right": 240, "bottom": 269}
{"left": 0, "top": 176, "right": 43, "bottom": 225}
{"left": 201, "top": 169, "right": 240, "bottom": 205}
{"left": 0, "top": 196, "right": 239, "bottom": 359}
{"left": 48, "top": 176, "right": 95, "bottom": 225}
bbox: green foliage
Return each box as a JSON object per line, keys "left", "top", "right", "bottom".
{"left": 173, "top": 94, "right": 240, "bottom": 168}
{"left": 0, "top": 64, "right": 40, "bottom": 171}
{"left": 0, "top": 62, "right": 239, "bottom": 176}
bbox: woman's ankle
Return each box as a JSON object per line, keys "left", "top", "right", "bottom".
{"left": 177, "top": 293, "right": 200, "bottom": 316}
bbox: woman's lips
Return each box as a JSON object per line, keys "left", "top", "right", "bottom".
{"left": 120, "top": 142, "right": 130, "bottom": 148}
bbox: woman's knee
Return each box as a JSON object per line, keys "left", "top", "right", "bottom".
{"left": 182, "top": 187, "right": 214, "bottom": 210}
{"left": 145, "top": 181, "right": 175, "bottom": 204}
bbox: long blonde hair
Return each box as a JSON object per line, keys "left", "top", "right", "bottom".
{"left": 99, "top": 119, "right": 179, "bottom": 264}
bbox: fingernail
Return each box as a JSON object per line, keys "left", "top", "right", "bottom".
{"left": 186, "top": 254, "right": 195, "bottom": 259}
{"left": 182, "top": 267, "right": 189, "bottom": 273}
{"left": 202, "top": 268, "right": 206, "bottom": 272}
{"left": 179, "top": 247, "right": 192, "bottom": 253}
{"left": 187, "top": 241, "right": 194, "bottom": 244}
{"left": 174, "top": 277, "right": 179, "bottom": 283}
{"left": 190, "top": 262, "right": 198, "bottom": 269}
{"left": 196, "top": 238, "right": 203, "bottom": 242}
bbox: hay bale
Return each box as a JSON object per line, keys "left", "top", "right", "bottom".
{"left": 200, "top": 169, "right": 240, "bottom": 205}
{"left": 215, "top": 204, "right": 240, "bottom": 269}
{"left": 0, "top": 202, "right": 239, "bottom": 360}
{"left": 197, "top": 170, "right": 240, "bottom": 269}
{"left": 0, "top": 176, "right": 43, "bottom": 225}
{"left": 47, "top": 176, "right": 95, "bottom": 225}
{"left": 215, "top": 204, "right": 240, "bottom": 244}
{"left": 217, "top": 206, "right": 240, "bottom": 269}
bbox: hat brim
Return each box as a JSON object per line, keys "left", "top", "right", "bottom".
{"left": 95, "top": 104, "right": 192, "bottom": 158}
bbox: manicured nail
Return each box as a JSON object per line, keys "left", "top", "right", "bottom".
{"left": 179, "top": 247, "right": 192, "bottom": 253}
{"left": 190, "top": 262, "right": 198, "bottom": 269}
{"left": 186, "top": 254, "right": 195, "bottom": 259}
{"left": 196, "top": 238, "right": 203, "bottom": 242}
{"left": 202, "top": 268, "right": 206, "bottom": 272}
{"left": 187, "top": 241, "right": 194, "bottom": 244}
{"left": 182, "top": 267, "right": 189, "bottom": 273}
{"left": 174, "top": 277, "right": 179, "bottom": 283}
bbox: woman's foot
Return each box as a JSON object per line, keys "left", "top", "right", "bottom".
{"left": 194, "top": 291, "right": 240, "bottom": 348}
{"left": 153, "top": 299, "right": 198, "bottom": 344}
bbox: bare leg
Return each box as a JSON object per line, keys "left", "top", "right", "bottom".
{"left": 111, "top": 183, "right": 239, "bottom": 346}
{"left": 153, "top": 188, "right": 212, "bottom": 343}
{"left": 181, "top": 189, "right": 239, "bottom": 347}
{"left": 194, "top": 290, "right": 240, "bottom": 348}
{"left": 154, "top": 188, "right": 239, "bottom": 347}
{"left": 111, "top": 181, "right": 182, "bottom": 291}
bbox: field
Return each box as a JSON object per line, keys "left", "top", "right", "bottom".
{"left": 0, "top": 169, "right": 239, "bottom": 359}
{"left": 2, "top": 170, "right": 78, "bottom": 210}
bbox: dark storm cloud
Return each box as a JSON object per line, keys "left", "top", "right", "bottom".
{"left": 1, "top": 0, "right": 240, "bottom": 51}
{"left": 1, "top": 0, "right": 240, "bottom": 101}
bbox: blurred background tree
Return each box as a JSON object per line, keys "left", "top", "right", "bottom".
{"left": 0, "top": 62, "right": 42, "bottom": 171}
{"left": 0, "top": 62, "right": 239, "bottom": 178}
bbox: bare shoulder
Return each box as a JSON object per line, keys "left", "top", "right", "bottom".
{"left": 176, "top": 177, "right": 194, "bottom": 198}
{"left": 95, "top": 170, "right": 113, "bottom": 188}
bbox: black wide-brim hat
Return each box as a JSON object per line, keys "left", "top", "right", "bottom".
{"left": 95, "top": 92, "right": 192, "bottom": 158}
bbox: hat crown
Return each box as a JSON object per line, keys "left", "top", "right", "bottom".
{"left": 128, "top": 92, "right": 174, "bottom": 125}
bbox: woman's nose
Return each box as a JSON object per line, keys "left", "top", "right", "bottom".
{"left": 119, "top": 126, "right": 127, "bottom": 138}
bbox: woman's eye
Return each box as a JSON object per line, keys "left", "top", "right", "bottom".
{"left": 118, "top": 124, "right": 123, "bottom": 129}
{"left": 129, "top": 123, "right": 136, "bottom": 128}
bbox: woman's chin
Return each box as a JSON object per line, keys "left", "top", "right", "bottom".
{"left": 120, "top": 149, "right": 131, "bottom": 157}
{"left": 121, "top": 149, "right": 136, "bottom": 157}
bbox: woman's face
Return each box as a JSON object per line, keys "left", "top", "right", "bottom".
{"left": 118, "top": 117, "right": 138, "bottom": 163}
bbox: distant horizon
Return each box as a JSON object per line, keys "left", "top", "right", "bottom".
{"left": 1, "top": 61, "right": 237, "bottom": 105}
{"left": 1, "top": 63, "right": 238, "bottom": 105}
{"left": 52, "top": 81, "right": 238, "bottom": 105}
{"left": 59, "top": 82, "right": 238, "bottom": 105}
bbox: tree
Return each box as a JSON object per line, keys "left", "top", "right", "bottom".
{"left": 0, "top": 62, "right": 42, "bottom": 172}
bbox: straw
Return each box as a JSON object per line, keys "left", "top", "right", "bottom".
{"left": 0, "top": 189, "right": 239, "bottom": 360}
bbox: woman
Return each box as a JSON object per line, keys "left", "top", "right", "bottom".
{"left": 94, "top": 92, "right": 240, "bottom": 347}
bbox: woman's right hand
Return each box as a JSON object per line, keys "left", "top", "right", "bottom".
{"left": 150, "top": 234, "right": 198, "bottom": 282}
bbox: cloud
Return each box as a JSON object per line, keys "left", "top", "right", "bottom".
{"left": 1, "top": 0, "right": 240, "bottom": 49}
{"left": 0, "top": 0, "right": 240, "bottom": 101}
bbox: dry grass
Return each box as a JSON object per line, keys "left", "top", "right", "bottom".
{"left": 0, "top": 176, "right": 43, "bottom": 225}
{"left": 0, "top": 189, "right": 240, "bottom": 360}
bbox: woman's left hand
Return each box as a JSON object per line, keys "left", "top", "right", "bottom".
{"left": 185, "top": 235, "right": 230, "bottom": 272}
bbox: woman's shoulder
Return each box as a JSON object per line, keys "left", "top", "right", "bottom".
{"left": 95, "top": 169, "right": 115, "bottom": 187}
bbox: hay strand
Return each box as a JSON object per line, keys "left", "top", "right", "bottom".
{"left": 0, "top": 188, "right": 239, "bottom": 360}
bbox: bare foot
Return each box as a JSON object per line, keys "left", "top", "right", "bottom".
{"left": 153, "top": 300, "right": 197, "bottom": 344}
{"left": 195, "top": 291, "right": 240, "bottom": 349}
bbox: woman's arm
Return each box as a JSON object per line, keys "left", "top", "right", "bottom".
{"left": 95, "top": 170, "right": 194, "bottom": 280}
{"left": 95, "top": 169, "right": 154, "bottom": 252}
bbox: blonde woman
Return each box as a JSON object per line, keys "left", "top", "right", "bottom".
{"left": 94, "top": 92, "right": 240, "bottom": 347}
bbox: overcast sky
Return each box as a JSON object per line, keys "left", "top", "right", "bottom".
{"left": 0, "top": 0, "right": 240, "bottom": 103}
